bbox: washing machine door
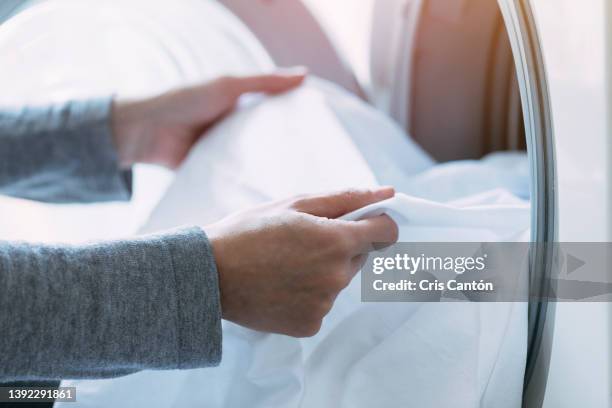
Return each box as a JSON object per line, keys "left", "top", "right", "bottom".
{"left": 478, "top": 1, "right": 611, "bottom": 406}
{"left": 371, "top": 0, "right": 610, "bottom": 406}
{"left": 514, "top": 0, "right": 612, "bottom": 407}
{"left": 493, "top": 2, "right": 556, "bottom": 407}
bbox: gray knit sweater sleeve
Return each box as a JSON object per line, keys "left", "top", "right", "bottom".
{"left": 0, "top": 97, "right": 131, "bottom": 203}
{"left": 0, "top": 99, "right": 222, "bottom": 381}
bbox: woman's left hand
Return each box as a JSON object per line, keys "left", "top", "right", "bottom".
{"left": 111, "top": 67, "right": 307, "bottom": 169}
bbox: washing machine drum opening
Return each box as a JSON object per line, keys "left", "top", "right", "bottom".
{"left": 409, "top": 0, "right": 526, "bottom": 162}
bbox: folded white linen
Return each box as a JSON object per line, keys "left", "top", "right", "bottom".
{"left": 59, "top": 81, "right": 528, "bottom": 408}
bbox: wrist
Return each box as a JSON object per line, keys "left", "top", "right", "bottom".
{"left": 111, "top": 98, "right": 151, "bottom": 168}
{"left": 202, "top": 224, "right": 232, "bottom": 320}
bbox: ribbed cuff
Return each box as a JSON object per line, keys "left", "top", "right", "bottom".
{"left": 0, "top": 96, "right": 132, "bottom": 203}
{"left": 65, "top": 96, "right": 133, "bottom": 201}
{"left": 163, "top": 227, "right": 223, "bottom": 368}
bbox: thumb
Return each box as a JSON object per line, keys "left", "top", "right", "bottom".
{"left": 343, "top": 215, "right": 399, "bottom": 255}
{"left": 292, "top": 187, "right": 395, "bottom": 219}
{"left": 226, "top": 67, "right": 307, "bottom": 97}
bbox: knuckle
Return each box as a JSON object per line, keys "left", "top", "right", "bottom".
{"left": 214, "top": 76, "right": 238, "bottom": 96}
{"left": 341, "top": 188, "right": 373, "bottom": 201}
{"left": 293, "top": 213, "right": 322, "bottom": 235}
{"left": 302, "top": 319, "right": 323, "bottom": 337}
{"left": 339, "top": 188, "right": 362, "bottom": 201}
{"left": 315, "top": 229, "right": 349, "bottom": 256}
{"left": 283, "top": 326, "right": 302, "bottom": 338}
{"left": 285, "top": 298, "right": 333, "bottom": 338}
{"left": 316, "top": 294, "right": 337, "bottom": 318}
{"left": 288, "top": 194, "right": 310, "bottom": 211}
{"left": 310, "top": 224, "right": 339, "bottom": 247}
{"left": 213, "top": 75, "right": 230, "bottom": 89}
{"left": 386, "top": 216, "right": 400, "bottom": 242}
{"left": 286, "top": 319, "right": 322, "bottom": 338}
{"left": 309, "top": 298, "right": 330, "bottom": 317}
{"left": 329, "top": 272, "right": 350, "bottom": 291}
{"left": 332, "top": 230, "right": 357, "bottom": 255}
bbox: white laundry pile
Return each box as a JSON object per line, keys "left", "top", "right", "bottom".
{"left": 140, "top": 80, "right": 434, "bottom": 233}
{"left": 60, "top": 81, "right": 529, "bottom": 408}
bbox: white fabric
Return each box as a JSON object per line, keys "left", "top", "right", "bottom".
{"left": 0, "top": 0, "right": 273, "bottom": 104}
{"left": 141, "top": 79, "right": 434, "bottom": 233}
{"left": 0, "top": 0, "right": 273, "bottom": 243}
{"left": 60, "top": 81, "right": 528, "bottom": 408}
{"left": 341, "top": 192, "right": 529, "bottom": 241}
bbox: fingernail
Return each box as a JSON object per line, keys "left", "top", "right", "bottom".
{"left": 374, "top": 186, "right": 395, "bottom": 198}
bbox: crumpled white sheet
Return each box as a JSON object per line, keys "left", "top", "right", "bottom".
{"left": 60, "top": 81, "right": 528, "bottom": 408}
{"left": 340, "top": 192, "right": 529, "bottom": 242}
{"left": 141, "top": 80, "right": 433, "bottom": 233}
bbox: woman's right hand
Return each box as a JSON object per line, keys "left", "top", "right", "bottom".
{"left": 205, "top": 187, "right": 398, "bottom": 337}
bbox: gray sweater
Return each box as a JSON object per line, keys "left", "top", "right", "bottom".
{"left": 0, "top": 98, "right": 222, "bottom": 381}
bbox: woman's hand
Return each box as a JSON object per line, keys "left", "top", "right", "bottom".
{"left": 205, "top": 187, "right": 399, "bottom": 337}
{"left": 111, "top": 68, "right": 307, "bottom": 169}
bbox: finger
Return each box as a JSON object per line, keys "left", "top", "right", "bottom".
{"left": 226, "top": 67, "right": 307, "bottom": 97}
{"left": 345, "top": 215, "right": 399, "bottom": 254}
{"left": 293, "top": 187, "right": 395, "bottom": 219}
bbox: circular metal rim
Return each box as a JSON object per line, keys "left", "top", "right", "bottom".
{"left": 497, "top": 0, "right": 558, "bottom": 406}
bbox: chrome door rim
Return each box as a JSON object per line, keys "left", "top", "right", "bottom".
{"left": 497, "top": 0, "right": 557, "bottom": 406}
